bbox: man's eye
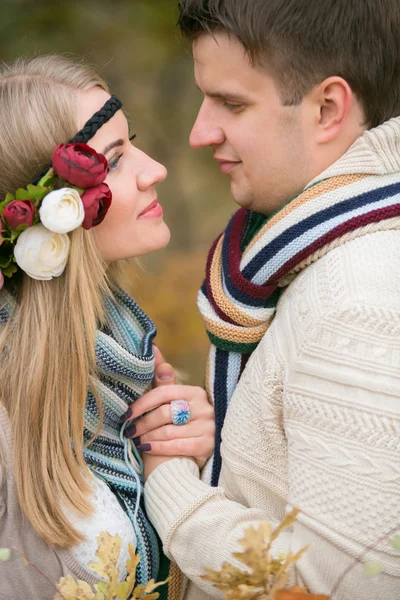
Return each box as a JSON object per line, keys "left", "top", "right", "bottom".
{"left": 223, "top": 102, "right": 243, "bottom": 111}
{"left": 108, "top": 153, "right": 123, "bottom": 171}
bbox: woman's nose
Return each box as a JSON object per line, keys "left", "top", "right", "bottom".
{"left": 137, "top": 154, "right": 167, "bottom": 191}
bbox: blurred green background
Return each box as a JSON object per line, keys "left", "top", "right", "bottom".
{"left": 0, "top": 0, "right": 235, "bottom": 384}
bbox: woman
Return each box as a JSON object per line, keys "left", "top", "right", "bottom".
{"left": 0, "top": 55, "right": 214, "bottom": 599}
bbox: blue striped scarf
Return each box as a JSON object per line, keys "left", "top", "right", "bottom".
{"left": 0, "top": 285, "right": 166, "bottom": 588}
{"left": 83, "top": 286, "right": 160, "bottom": 586}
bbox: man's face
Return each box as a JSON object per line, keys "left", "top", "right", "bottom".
{"left": 190, "top": 33, "right": 313, "bottom": 215}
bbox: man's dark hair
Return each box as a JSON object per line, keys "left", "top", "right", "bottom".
{"left": 178, "top": 0, "right": 400, "bottom": 128}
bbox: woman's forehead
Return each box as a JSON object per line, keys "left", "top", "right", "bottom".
{"left": 76, "top": 87, "right": 111, "bottom": 129}
{"left": 77, "top": 88, "right": 128, "bottom": 151}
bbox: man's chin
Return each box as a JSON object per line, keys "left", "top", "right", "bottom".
{"left": 230, "top": 186, "right": 254, "bottom": 211}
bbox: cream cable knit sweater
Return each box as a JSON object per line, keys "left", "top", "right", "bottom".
{"left": 145, "top": 120, "right": 400, "bottom": 600}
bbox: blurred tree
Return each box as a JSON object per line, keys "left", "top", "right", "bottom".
{"left": 0, "top": 0, "right": 235, "bottom": 382}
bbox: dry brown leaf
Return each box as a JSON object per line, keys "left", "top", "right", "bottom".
{"left": 275, "top": 585, "right": 329, "bottom": 599}
{"left": 54, "top": 532, "right": 168, "bottom": 600}
{"left": 202, "top": 511, "right": 311, "bottom": 600}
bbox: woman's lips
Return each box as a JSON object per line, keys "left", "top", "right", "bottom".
{"left": 137, "top": 199, "right": 163, "bottom": 219}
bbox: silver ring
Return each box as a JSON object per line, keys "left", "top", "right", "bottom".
{"left": 171, "top": 399, "right": 191, "bottom": 426}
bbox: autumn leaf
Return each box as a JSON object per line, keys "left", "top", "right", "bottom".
{"left": 89, "top": 531, "right": 122, "bottom": 597}
{"left": 55, "top": 574, "right": 100, "bottom": 600}
{"left": 116, "top": 545, "right": 140, "bottom": 599}
{"left": 54, "top": 532, "right": 168, "bottom": 600}
{"left": 275, "top": 585, "right": 329, "bottom": 599}
{"left": 202, "top": 510, "right": 311, "bottom": 600}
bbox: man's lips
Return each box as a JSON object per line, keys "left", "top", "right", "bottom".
{"left": 214, "top": 157, "right": 241, "bottom": 174}
{"left": 137, "top": 198, "right": 163, "bottom": 219}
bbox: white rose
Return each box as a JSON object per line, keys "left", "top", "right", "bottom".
{"left": 39, "top": 187, "right": 84, "bottom": 234}
{"left": 14, "top": 224, "right": 70, "bottom": 280}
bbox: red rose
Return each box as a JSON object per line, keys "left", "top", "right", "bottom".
{"left": 3, "top": 200, "right": 34, "bottom": 229}
{"left": 52, "top": 143, "right": 108, "bottom": 189}
{"left": 81, "top": 183, "right": 112, "bottom": 230}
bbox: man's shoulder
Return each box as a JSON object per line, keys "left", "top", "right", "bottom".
{"left": 288, "top": 229, "right": 400, "bottom": 313}
{"left": 272, "top": 229, "right": 400, "bottom": 353}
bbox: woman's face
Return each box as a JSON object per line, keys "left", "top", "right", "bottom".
{"left": 76, "top": 87, "right": 170, "bottom": 261}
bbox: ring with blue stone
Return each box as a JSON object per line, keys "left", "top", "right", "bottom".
{"left": 171, "top": 399, "right": 191, "bottom": 426}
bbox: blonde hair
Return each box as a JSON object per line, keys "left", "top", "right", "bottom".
{"left": 0, "top": 56, "right": 112, "bottom": 548}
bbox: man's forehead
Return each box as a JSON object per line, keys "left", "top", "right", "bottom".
{"left": 193, "top": 39, "right": 273, "bottom": 98}
{"left": 192, "top": 31, "right": 250, "bottom": 63}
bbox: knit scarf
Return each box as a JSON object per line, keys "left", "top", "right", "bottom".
{"left": 84, "top": 287, "right": 162, "bottom": 586}
{"left": 199, "top": 170, "right": 400, "bottom": 486}
{"left": 0, "top": 285, "right": 173, "bottom": 597}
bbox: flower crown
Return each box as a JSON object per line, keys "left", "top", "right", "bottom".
{"left": 0, "top": 142, "right": 112, "bottom": 285}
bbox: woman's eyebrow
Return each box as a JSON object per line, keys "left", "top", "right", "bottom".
{"left": 102, "top": 138, "right": 124, "bottom": 155}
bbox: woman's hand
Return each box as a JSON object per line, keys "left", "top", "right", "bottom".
{"left": 123, "top": 346, "right": 215, "bottom": 478}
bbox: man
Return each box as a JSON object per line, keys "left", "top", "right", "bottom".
{"left": 141, "top": 1, "right": 400, "bottom": 598}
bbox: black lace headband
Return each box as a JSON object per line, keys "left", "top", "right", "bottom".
{"left": 33, "top": 94, "right": 123, "bottom": 184}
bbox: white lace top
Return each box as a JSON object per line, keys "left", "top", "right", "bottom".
{"left": 65, "top": 476, "right": 136, "bottom": 582}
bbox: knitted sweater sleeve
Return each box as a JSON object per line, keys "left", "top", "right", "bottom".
{"left": 145, "top": 233, "right": 400, "bottom": 599}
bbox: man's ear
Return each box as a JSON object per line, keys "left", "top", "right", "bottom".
{"left": 313, "top": 76, "right": 353, "bottom": 144}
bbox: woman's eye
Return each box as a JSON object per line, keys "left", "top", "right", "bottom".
{"left": 108, "top": 153, "right": 123, "bottom": 171}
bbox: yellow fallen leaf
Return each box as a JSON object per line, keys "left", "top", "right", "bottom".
{"left": 276, "top": 585, "right": 329, "bottom": 599}
{"left": 55, "top": 574, "right": 99, "bottom": 600}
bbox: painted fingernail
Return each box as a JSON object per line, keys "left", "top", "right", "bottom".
{"left": 124, "top": 423, "right": 137, "bottom": 438}
{"left": 132, "top": 436, "right": 141, "bottom": 447}
{"left": 120, "top": 407, "right": 133, "bottom": 422}
{"left": 138, "top": 443, "right": 152, "bottom": 452}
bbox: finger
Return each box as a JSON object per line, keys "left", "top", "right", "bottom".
{"left": 125, "top": 398, "right": 213, "bottom": 438}
{"left": 154, "top": 361, "right": 176, "bottom": 387}
{"left": 126, "top": 385, "right": 206, "bottom": 421}
{"left": 138, "top": 436, "right": 215, "bottom": 458}
{"left": 139, "top": 419, "right": 215, "bottom": 444}
{"left": 153, "top": 344, "right": 165, "bottom": 368}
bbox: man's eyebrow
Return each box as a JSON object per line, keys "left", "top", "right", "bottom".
{"left": 102, "top": 138, "right": 124, "bottom": 155}
{"left": 196, "top": 85, "right": 247, "bottom": 102}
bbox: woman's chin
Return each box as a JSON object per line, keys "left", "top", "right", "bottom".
{"left": 128, "top": 223, "right": 171, "bottom": 259}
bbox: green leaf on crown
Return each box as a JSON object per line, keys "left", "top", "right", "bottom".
{"left": 9, "top": 224, "right": 28, "bottom": 243}
{"left": 15, "top": 188, "right": 32, "bottom": 201}
{"left": 69, "top": 184, "right": 84, "bottom": 195}
{"left": 2, "top": 262, "right": 18, "bottom": 278}
{"left": 16, "top": 184, "right": 52, "bottom": 204}
{"left": 38, "top": 167, "right": 54, "bottom": 188}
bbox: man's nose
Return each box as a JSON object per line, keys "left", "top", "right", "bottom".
{"left": 189, "top": 102, "right": 225, "bottom": 149}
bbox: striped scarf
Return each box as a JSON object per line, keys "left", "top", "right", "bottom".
{"left": 84, "top": 286, "right": 162, "bottom": 586}
{"left": 0, "top": 285, "right": 174, "bottom": 597}
{"left": 199, "top": 171, "right": 400, "bottom": 486}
